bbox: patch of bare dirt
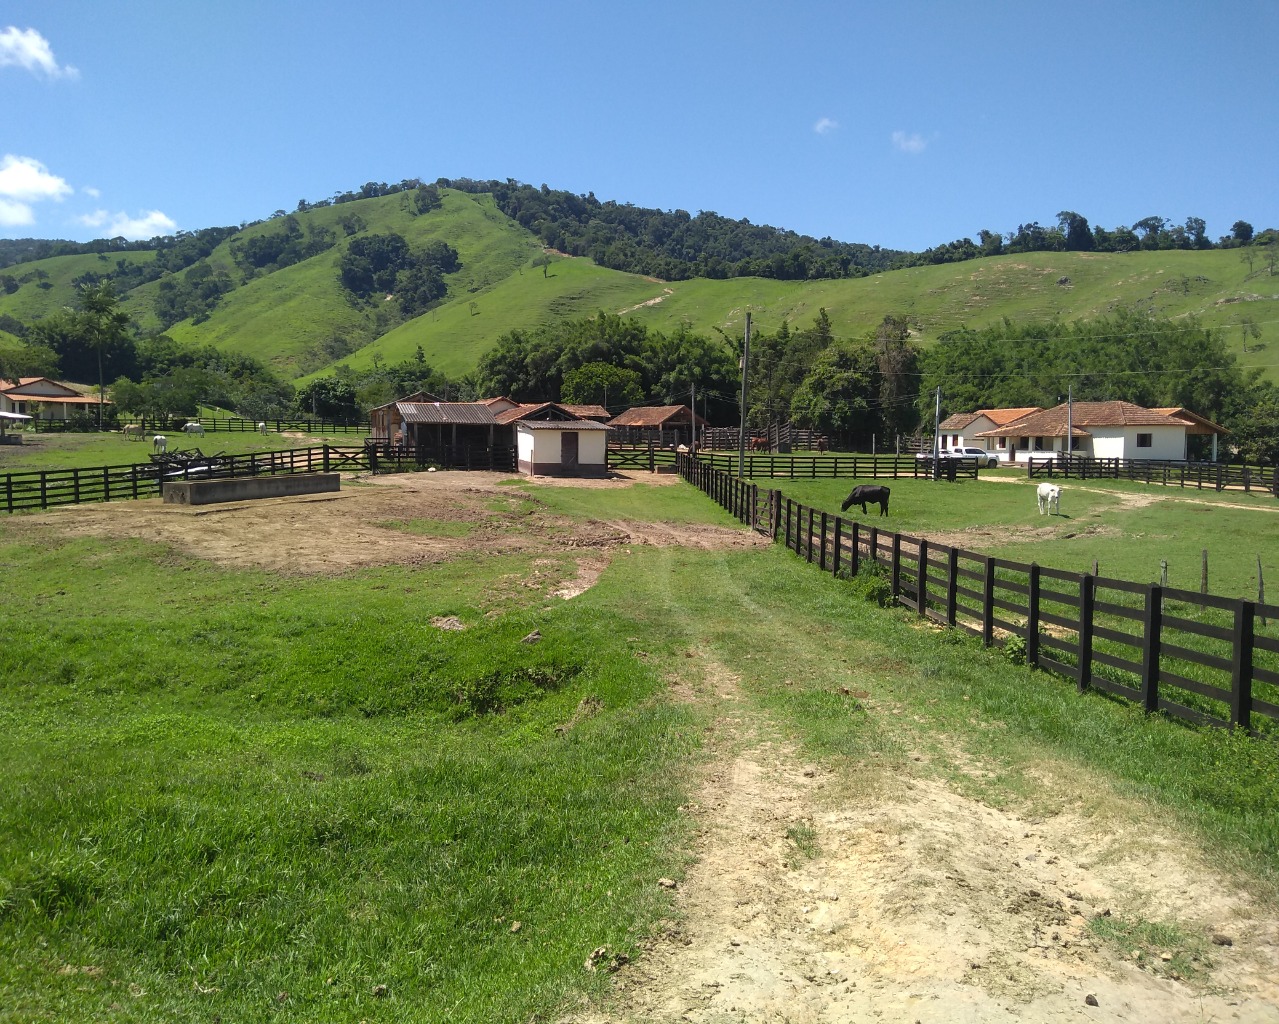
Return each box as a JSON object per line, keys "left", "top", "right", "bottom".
{"left": 562, "top": 662, "right": 1279, "bottom": 1024}
{"left": 31, "top": 470, "right": 762, "bottom": 576}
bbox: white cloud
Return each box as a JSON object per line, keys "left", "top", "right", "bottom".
{"left": 0, "top": 154, "right": 72, "bottom": 201}
{"left": 77, "top": 208, "right": 178, "bottom": 239}
{"left": 83, "top": 185, "right": 100, "bottom": 198}
{"left": 813, "top": 117, "right": 838, "bottom": 136}
{"left": 0, "top": 198, "right": 35, "bottom": 226}
{"left": 0, "top": 26, "right": 78, "bottom": 79}
{"left": 891, "top": 130, "right": 927, "bottom": 154}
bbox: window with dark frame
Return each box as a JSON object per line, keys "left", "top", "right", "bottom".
{"left": 1137, "top": 433, "right": 1152, "bottom": 448}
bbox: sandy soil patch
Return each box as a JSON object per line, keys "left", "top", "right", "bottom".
{"left": 30, "top": 470, "right": 764, "bottom": 577}
{"left": 561, "top": 663, "right": 1279, "bottom": 1024}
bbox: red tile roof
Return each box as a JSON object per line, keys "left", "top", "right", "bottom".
{"left": 973, "top": 401, "right": 1184, "bottom": 438}
{"left": 608, "top": 405, "right": 707, "bottom": 428}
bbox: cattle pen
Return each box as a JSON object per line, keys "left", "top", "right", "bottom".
{"left": 678, "top": 454, "right": 1279, "bottom": 737}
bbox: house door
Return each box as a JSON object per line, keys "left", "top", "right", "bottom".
{"left": 561, "top": 432, "right": 579, "bottom": 470}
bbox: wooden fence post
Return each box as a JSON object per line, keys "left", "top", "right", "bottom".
{"left": 1078, "top": 574, "right": 1095, "bottom": 692}
{"left": 1027, "top": 563, "right": 1041, "bottom": 667}
{"left": 832, "top": 518, "right": 842, "bottom": 575}
{"left": 982, "top": 557, "right": 996, "bottom": 647}
{"left": 1140, "top": 584, "right": 1162, "bottom": 714}
{"left": 917, "top": 539, "right": 929, "bottom": 617}
{"left": 946, "top": 547, "right": 958, "bottom": 625}
{"left": 850, "top": 521, "right": 860, "bottom": 576}
{"left": 1230, "top": 599, "right": 1255, "bottom": 732}
{"left": 772, "top": 489, "right": 782, "bottom": 540}
{"left": 806, "top": 507, "right": 815, "bottom": 563}
{"left": 819, "top": 512, "right": 828, "bottom": 571}
{"left": 891, "top": 533, "right": 901, "bottom": 599}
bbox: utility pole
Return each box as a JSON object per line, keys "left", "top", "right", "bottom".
{"left": 932, "top": 386, "right": 942, "bottom": 480}
{"left": 738, "top": 312, "right": 751, "bottom": 477}
{"left": 690, "top": 381, "right": 696, "bottom": 453}
{"left": 1067, "top": 384, "right": 1073, "bottom": 464}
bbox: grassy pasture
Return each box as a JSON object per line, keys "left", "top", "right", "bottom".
{"left": 773, "top": 472, "right": 1279, "bottom": 601}
{"left": 1, "top": 477, "right": 1276, "bottom": 1021}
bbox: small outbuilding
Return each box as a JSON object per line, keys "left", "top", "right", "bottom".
{"left": 607, "top": 405, "right": 707, "bottom": 447}
{"left": 514, "top": 419, "right": 611, "bottom": 477}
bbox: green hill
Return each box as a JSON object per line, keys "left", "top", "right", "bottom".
{"left": 2, "top": 186, "right": 1276, "bottom": 383}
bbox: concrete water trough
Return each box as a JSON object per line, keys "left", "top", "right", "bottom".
{"left": 162, "top": 472, "right": 340, "bottom": 506}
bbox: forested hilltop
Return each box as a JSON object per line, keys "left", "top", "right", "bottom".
{"left": 0, "top": 177, "right": 1277, "bottom": 455}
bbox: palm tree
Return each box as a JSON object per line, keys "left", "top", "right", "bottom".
{"left": 76, "top": 282, "right": 129, "bottom": 430}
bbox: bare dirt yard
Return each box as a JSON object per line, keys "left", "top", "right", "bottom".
{"left": 563, "top": 660, "right": 1279, "bottom": 1023}
{"left": 42, "top": 469, "right": 765, "bottom": 576}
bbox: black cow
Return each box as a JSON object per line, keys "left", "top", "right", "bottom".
{"left": 841, "top": 484, "right": 890, "bottom": 516}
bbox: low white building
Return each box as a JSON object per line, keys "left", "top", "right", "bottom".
{"left": 973, "top": 401, "right": 1223, "bottom": 462}
{"left": 0, "top": 377, "right": 108, "bottom": 421}
{"left": 937, "top": 407, "right": 1043, "bottom": 455}
{"left": 515, "top": 419, "right": 611, "bottom": 477}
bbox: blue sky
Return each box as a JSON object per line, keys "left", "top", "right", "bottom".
{"left": 3, "top": 1, "right": 1276, "bottom": 251}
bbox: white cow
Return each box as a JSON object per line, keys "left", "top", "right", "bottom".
{"left": 152, "top": 434, "right": 167, "bottom": 453}
{"left": 183, "top": 421, "right": 205, "bottom": 436}
{"left": 1037, "top": 481, "right": 1061, "bottom": 515}
{"left": 256, "top": 421, "right": 268, "bottom": 435}
{"left": 122, "top": 423, "right": 144, "bottom": 441}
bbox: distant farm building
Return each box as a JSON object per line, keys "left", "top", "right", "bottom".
{"left": 0, "top": 377, "right": 110, "bottom": 422}
{"left": 607, "top": 405, "right": 707, "bottom": 447}
{"left": 368, "top": 395, "right": 610, "bottom": 475}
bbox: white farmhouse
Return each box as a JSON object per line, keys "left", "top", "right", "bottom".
{"left": 973, "top": 401, "right": 1224, "bottom": 462}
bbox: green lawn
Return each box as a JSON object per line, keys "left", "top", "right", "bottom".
{"left": 2, "top": 476, "right": 1276, "bottom": 1021}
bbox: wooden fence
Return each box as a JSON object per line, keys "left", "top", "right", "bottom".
{"left": 679, "top": 455, "right": 1279, "bottom": 734}
{"left": 0, "top": 443, "right": 518, "bottom": 514}
{"left": 1029, "top": 454, "right": 1279, "bottom": 497}
{"left": 692, "top": 452, "right": 979, "bottom": 481}
{"left": 128, "top": 416, "right": 369, "bottom": 435}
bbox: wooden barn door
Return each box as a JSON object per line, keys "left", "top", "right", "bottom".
{"left": 561, "top": 431, "right": 579, "bottom": 470}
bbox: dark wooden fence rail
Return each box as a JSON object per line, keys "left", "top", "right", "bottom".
{"left": 126, "top": 416, "right": 369, "bottom": 435}
{"left": 678, "top": 454, "right": 1279, "bottom": 734}
{"left": 691, "top": 452, "right": 978, "bottom": 481}
{"left": 1030, "top": 454, "right": 1279, "bottom": 497}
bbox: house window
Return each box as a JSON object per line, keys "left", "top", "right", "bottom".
{"left": 1018, "top": 438, "right": 1029, "bottom": 450}
{"left": 1137, "top": 433, "right": 1152, "bottom": 448}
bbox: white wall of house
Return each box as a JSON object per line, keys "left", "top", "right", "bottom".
{"left": 1090, "top": 426, "right": 1185, "bottom": 461}
{"left": 517, "top": 428, "right": 541, "bottom": 464}
{"left": 580, "top": 430, "right": 607, "bottom": 465}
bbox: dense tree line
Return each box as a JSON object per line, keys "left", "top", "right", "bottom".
{"left": 436, "top": 178, "right": 906, "bottom": 281}
{"left": 919, "top": 310, "right": 1279, "bottom": 462}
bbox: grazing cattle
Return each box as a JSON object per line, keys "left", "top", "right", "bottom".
{"left": 122, "top": 423, "right": 143, "bottom": 441}
{"left": 841, "top": 484, "right": 891, "bottom": 516}
{"left": 152, "top": 434, "right": 167, "bottom": 453}
{"left": 183, "top": 421, "right": 204, "bottom": 436}
{"left": 1037, "top": 482, "right": 1061, "bottom": 515}
{"left": 256, "top": 421, "right": 268, "bottom": 435}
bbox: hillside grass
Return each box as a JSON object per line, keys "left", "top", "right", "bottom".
{"left": 1, "top": 477, "right": 1276, "bottom": 1021}
{"left": 5, "top": 192, "right": 1277, "bottom": 386}
{"left": 157, "top": 191, "right": 541, "bottom": 376}
{"left": 315, "top": 247, "right": 1279, "bottom": 382}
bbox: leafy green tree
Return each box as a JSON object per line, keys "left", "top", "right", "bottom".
{"left": 561, "top": 362, "right": 643, "bottom": 407}
{"left": 1232, "top": 220, "right": 1254, "bottom": 244}
{"left": 789, "top": 342, "right": 879, "bottom": 443}
{"left": 296, "top": 376, "right": 360, "bottom": 420}
{"left": 1057, "top": 211, "right": 1094, "bottom": 251}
